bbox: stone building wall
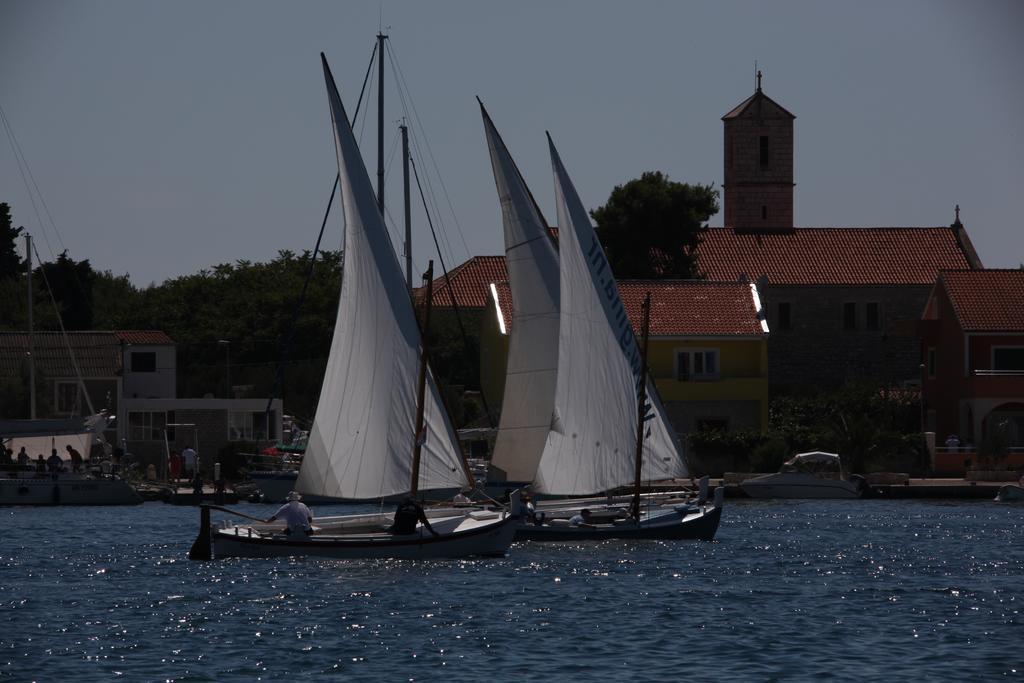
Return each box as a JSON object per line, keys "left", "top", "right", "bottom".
{"left": 761, "top": 284, "right": 931, "bottom": 391}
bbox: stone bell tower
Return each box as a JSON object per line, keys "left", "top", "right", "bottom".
{"left": 722, "top": 71, "right": 795, "bottom": 232}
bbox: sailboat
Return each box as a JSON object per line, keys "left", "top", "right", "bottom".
{"left": 191, "top": 55, "right": 516, "bottom": 560}
{"left": 480, "top": 119, "right": 721, "bottom": 541}
{"left": 478, "top": 102, "right": 560, "bottom": 493}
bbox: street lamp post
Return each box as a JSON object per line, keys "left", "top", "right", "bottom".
{"left": 218, "top": 340, "right": 230, "bottom": 399}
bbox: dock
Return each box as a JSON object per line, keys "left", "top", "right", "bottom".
{"left": 713, "top": 475, "right": 1008, "bottom": 500}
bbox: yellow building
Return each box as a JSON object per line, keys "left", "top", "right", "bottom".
{"left": 481, "top": 279, "right": 770, "bottom": 437}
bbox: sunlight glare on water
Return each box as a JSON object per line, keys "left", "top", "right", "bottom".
{"left": 1, "top": 500, "right": 1021, "bottom": 680}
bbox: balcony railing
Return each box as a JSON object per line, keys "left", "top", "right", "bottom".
{"left": 973, "top": 369, "right": 1024, "bottom": 377}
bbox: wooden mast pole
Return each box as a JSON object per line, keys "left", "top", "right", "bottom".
{"left": 376, "top": 32, "right": 386, "bottom": 216}
{"left": 631, "top": 292, "right": 652, "bottom": 521}
{"left": 26, "top": 234, "right": 35, "bottom": 419}
{"left": 410, "top": 261, "right": 434, "bottom": 497}
{"left": 402, "top": 123, "right": 412, "bottom": 290}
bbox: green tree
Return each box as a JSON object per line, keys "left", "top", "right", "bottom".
{"left": 36, "top": 251, "right": 96, "bottom": 330}
{"left": 0, "top": 202, "right": 24, "bottom": 279}
{"left": 590, "top": 172, "right": 718, "bottom": 279}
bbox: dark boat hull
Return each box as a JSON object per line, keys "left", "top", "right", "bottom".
{"left": 516, "top": 505, "right": 722, "bottom": 542}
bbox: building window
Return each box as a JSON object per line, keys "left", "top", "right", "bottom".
{"left": 843, "top": 302, "right": 857, "bottom": 331}
{"left": 759, "top": 136, "right": 769, "bottom": 169}
{"left": 55, "top": 381, "right": 80, "bottom": 414}
{"left": 865, "top": 302, "right": 880, "bottom": 331}
{"left": 993, "top": 347, "right": 1024, "bottom": 372}
{"left": 128, "top": 411, "right": 168, "bottom": 441}
{"left": 131, "top": 351, "right": 157, "bottom": 373}
{"left": 761, "top": 205, "right": 768, "bottom": 220}
{"left": 229, "top": 411, "right": 277, "bottom": 441}
{"left": 776, "top": 302, "right": 792, "bottom": 330}
{"left": 927, "top": 347, "right": 936, "bottom": 379}
{"left": 676, "top": 349, "right": 720, "bottom": 381}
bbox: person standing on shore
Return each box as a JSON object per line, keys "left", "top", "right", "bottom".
{"left": 169, "top": 450, "right": 182, "bottom": 482}
{"left": 182, "top": 446, "right": 197, "bottom": 479}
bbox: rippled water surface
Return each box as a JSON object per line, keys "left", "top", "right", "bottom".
{"left": 2, "top": 500, "right": 1022, "bottom": 681}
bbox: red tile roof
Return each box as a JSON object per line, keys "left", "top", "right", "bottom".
{"left": 115, "top": 330, "right": 175, "bottom": 345}
{"left": 418, "top": 255, "right": 508, "bottom": 309}
{"left": 428, "top": 226, "right": 977, "bottom": 309}
{"left": 0, "top": 330, "right": 173, "bottom": 378}
{"left": 490, "top": 280, "right": 767, "bottom": 338}
{"left": 698, "top": 227, "right": 973, "bottom": 285}
{"left": 0, "top": 332, "right": 124, "bottom": 378}
{"left": 939, "top": 270, "right": 1024, "bottom": 332}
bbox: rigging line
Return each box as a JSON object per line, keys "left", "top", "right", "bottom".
{"left": 263, "top": 44, "right": 375, "bottom": 417}
{"left": 379, "top": 52, "right": 457, "bottom": 270}
{"left": 409, "top": 133, "right": 456, "bottom": 266}
{"left": 409, "top": 155, "right": 494, "bottom": 428}
{"left": 0, "top": 105, "right": 57, "bottom": 260}
{"left": 0, "top": 105, "right": 66, "bottom": 257}
{"left": 385, "top": 43, "right": 471, "bottom": 259}
{"left": 263, "top": 173, "right": 340, "bottom": 419}
{"left": 386, "top": 48, "right": 456, "bottom": 265}
{"left": 352, "top": 42, "right": 378, "bottom": 126}
{"left": 30, "top": 239, "right": 96, "bottom": 417}
{"left": 2, "top": 104, "right": 119, "bottom": 309}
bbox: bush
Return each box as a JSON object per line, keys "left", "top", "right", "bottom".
{"left": 750, "top": 437, "right": 789, "bottom": 472}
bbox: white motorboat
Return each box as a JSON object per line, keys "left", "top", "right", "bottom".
{"left": 740, "top": 451, "right": 866, "bottom": 499}
{"left": 191, "top": 54, "right": 514, "bottom": 560}
{"left": 476, "top": 110, "right": 722, "bottom": 540}
{"left": 995, "top": 484, "right": 1024, "bottom": 502}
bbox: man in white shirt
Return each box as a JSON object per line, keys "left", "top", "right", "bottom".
{"left": 266, "top": 491, "right": 314, "bottom": 535}
{"left": 182, "top": 446, "right": 197, "bottom": 477}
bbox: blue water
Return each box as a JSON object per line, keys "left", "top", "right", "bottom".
{"left": 1, "top": 500, "right": 1021, "bottom": 681}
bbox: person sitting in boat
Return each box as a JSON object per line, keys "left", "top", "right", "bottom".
{"left": 66, "top": 445, "right": 84, "bottom": 473}
{"left": 17, "top": 447, "right": 30, "bottom": 468}
{"left": 387, "top": 497, "right": 439, "bottom": 537}
{"left": 568, "top": 509, "right": 595, "bottom": 528}
{"left": 35, "top": 453, "right": 46, "bottom": 475}
{"left": 265, "top": 491, "right": 314, "bottom": 535}
{"left": 0, "top": 447, "right": 12, "bottom": 468}
{"left": 452, "top": 487, "right": 473, "bottom": 504}
{"left": 46, "top": 449, "right": 63, "bottom": 473}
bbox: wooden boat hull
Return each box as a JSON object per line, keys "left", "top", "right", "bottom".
{"left": 211, "top": 513, "right": 517, "bottom": 560}
{"left": 0, "top": 474, "right": 142, "bottom": 506}
{"left": 516, "top": 505, "right": 721, "bottom": 542}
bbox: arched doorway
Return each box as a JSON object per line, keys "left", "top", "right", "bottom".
{"left": 983, "top": 402, "right": 1024, "bottom": 447}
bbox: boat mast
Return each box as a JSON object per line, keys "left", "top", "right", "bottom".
{"left": 26, "top": 233, "right": 35, "bottom": 419}
{"left": 409, "top": 260, "right": 434, "bottom": 497}
{"left": 401, "top": 122, "right": 412, "bottom": 290}
{"left": 631, "top": 292, "right": 652, "bottom": 521}
{"left": 376, "top": 32, "right": 386, "bottom": 216}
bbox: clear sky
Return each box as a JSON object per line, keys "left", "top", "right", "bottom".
{"left": 1, "top": 0, "right": 1022, "bottom": 286}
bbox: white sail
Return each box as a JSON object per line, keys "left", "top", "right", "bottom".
{"left": 479, "top": 103, "right": 560, "bottom": 483}
{"left": 297, "top": 56, "right": 468, "bottom": 500}
{"left": 534, "top": 136, "right": 688, "bottom": 495}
